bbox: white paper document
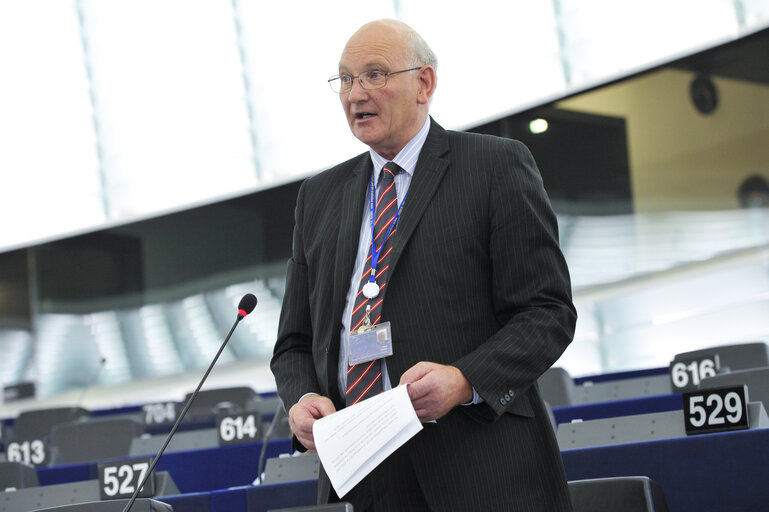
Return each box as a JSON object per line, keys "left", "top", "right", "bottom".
{"left": 312, "top": 384, "right": 423, "bottom": 497}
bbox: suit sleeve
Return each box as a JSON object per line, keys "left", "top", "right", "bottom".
{"left": 454, "top": 138, "right": 576, "bottom": 419}
{"left": 270, "top": 180, "right": 322, "bottom": 411}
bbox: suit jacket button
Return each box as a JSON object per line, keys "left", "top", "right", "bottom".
{"left": 499, "top": 397, "right": 506, "bottom": 405}
{"left": 504, "top": 394, "right": 510, "bottom": 401}
{"left": 508, "top": 389, "right": 514, "bottom": 395}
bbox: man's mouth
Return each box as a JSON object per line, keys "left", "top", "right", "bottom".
{"left": 355, "top": 112, "right": 376, "bottom": 119}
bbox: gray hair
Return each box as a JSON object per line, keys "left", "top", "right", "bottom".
{"left": 407, "top": 28, "right": 437, "bottom": 70}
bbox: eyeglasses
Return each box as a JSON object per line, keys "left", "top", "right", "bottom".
{"left": 328, "top": 67, "right": 422, "bottom": 93}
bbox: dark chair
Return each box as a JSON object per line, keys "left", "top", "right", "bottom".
{"left": 48, "top": 418, "right": 143, "bottom": 465}
{"left": 569, "top": 476, "right": 670, "bottom": 512}
{"left": 0, "top": 461, "right": 39, "bottom": 488}
{"left": 538, "top": 367, "right": 574, "bottom": 407}
{"left": 267, "top": 505, "right": 353, "bottom": 512}
{"left": 674, "top": 341, "right": 769, "bottom": 373}
{"left": 31, "top": 498, "right": 173, "bottom": 511}
{"left": 182, "top": 386, "right": 258, "bottom": 419}
{"left": 11, "top": 407, "right": 90, "bottom": 442}
{"left": 5, "top": 407, "right": 91, "bottom": 466}
{"left": 700, "top": 367, "right": 769, "bottom": 414}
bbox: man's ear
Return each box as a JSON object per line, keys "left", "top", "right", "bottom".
{"left": 416, "top": 66, "right": 436, "bottom": 105}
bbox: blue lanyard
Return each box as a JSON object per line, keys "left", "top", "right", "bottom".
{"left": 368, "top": 170, "right": 407, "bottom": 284}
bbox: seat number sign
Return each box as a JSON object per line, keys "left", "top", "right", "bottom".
{"left": 683, "top": 385, "right": 749, "bottom": 435}
{"left": 670, "top": 355, "right": 719, "bottom": 391}
{"left": 98, "top": 457, "right": 155, "bottom": 500}
{"left": 217, "top": 413, "right": 261, "bottom": 445}
{"left": 5, "top": 439, "right": 46, "bottom": 466}
{"left": 142, "top": 402, "right": 178, "bottom": 426}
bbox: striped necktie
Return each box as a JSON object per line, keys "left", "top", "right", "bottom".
{"left": 346, "top": 161, "right": 403, "bottom": 407}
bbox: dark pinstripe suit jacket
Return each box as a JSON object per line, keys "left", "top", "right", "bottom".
{"left": 271, "top": 119, "right": 576, "bottom": 511}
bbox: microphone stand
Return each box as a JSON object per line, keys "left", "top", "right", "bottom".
{"left": 122, "top": 307, "right": 251, "bottom": 512}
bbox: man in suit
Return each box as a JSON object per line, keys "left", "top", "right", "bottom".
{"left": 271, "top": 19, "right": 576, "bottom": 511}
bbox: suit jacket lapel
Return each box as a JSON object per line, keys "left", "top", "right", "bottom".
{"left": 334, "top": 154, "right": 371, "bottom": 301}
{"left": 329, "top": 153, "right": 370, "bottom": 406}
{"left": 388, "top": 119, "right": 450, "bottom": 276}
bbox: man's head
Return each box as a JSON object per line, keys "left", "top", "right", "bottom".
{"left": 337, "top": 19, "right": 437, "bottom": 160}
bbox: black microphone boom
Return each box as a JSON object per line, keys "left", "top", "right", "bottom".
{"left": 122, "top": 293, "right": 257, "bottom": 512}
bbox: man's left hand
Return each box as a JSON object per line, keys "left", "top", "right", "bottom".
{"left": 399, "top": 361, "right": 473, "bottom": 422}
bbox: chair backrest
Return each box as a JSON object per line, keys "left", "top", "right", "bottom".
{"left": 674, "top": 341, "right": 769, "bottom": 373}
{"left": 569, "top": 476, "right": 670, "bottom": 512}
{"left": 538, "top": 367, "right": 574, "bottom": 407}
{"left": 699, "top": 367, "right": 769, "bottom": 413}
{"left": 31, "top": 498, "right": 173, "bottom": 511}
{"left": 183, "top": 386, "right": 258, "bottom": 419}
{"left": 0, "top": 461, "right": 39, "bottom": 488}
{"left": 262, "top": 453, "right": 320, "bottom": 485}
{"left": 12, "top": 407, "right": 90, "bottom": 442}
{"left": 266, "top": 505, "right": 353, "bottom": 512}
{"left": 49, "top": 418, "right": 143, "bottom": 465}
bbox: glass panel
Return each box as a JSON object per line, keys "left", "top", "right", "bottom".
{"left": 78, "top": 0, "right": 256, "bottom": 219}
{"left": 557, "top": 0, "right": 740, "bottom": 86}
{"left": 233, "top": 1, "right": 396, "bottom": 183}
{"left": 0, "top": 1, "right": 103, "bottom": 250}
{"left": 400, "top": 0, "right": 565, "bottom": 128}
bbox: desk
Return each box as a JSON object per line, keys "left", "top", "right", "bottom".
{"left": 562, "top": 428, "right": 769, "bottom": 512}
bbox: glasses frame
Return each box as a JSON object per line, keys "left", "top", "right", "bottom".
{"left": 328, "top": 66, "right": 423, "bottom": 93}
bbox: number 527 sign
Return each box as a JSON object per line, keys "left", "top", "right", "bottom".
{"left": 98, "top": 457, "right": 155, "bottom": 500}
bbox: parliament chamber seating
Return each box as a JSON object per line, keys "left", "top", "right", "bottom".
{"left": 48, "top": 417, "right": 144, "bottom": 465}
{"left": 32, "top": 498, "right": 173, "bottom": 511}
{"left": 1, "top": 343, "right": 768, "bottom": 512}
{"left": 182, "top": 387, "right": 259, "bottom": 421}
{"left": 3, "top": 407, "right": 91, "bottom": 445}
{"left": 568, "top": 476, "right": 670, "bottom": 512}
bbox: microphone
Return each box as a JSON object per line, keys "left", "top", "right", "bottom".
{"left": 255, "top": 399, "right": 287, "bottom": 484}
{"left": 122, "top": 293, "right": 257, "bottom": 512}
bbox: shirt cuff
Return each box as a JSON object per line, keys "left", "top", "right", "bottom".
{"left": 298, "top": 392, "right": 320, "bottom": 403}
{"left": 461, "top": 387, "right": 484, "bottom": 406}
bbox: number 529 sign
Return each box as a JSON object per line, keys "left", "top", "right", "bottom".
{"left": 682, "top": 385, "right": 750, "bottom": 435}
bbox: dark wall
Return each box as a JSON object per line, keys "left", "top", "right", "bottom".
{"left": 470, "top": 107, "right": 633, "bottom": 215}
{"left": 0, "top": 249, "right": 31, "bottom": 329}
{"left": 24, "top": 180, "right": 301, "bottom": 313}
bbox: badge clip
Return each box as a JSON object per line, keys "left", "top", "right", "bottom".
{"left": 357, "top": 305, "right": 373, "bottom": 334}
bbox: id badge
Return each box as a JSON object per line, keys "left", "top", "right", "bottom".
{"left": 348, "top": 321, "right": 393, "bottom": 366}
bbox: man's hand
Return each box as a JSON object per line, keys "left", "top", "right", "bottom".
{"left": 399, "top": 362, "right": 473, "bottom": 422}
{"left": 288, "top": 394, "right": 336, "bottom": 451}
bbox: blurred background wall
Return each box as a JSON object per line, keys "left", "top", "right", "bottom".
{"left": 1, "top": 0, "right": 768, "bottom": 413}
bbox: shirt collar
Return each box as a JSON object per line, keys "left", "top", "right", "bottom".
{"left": 369, "top": 116, "right": 431, "bottom": 186}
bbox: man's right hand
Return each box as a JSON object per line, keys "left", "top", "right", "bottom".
{"left": 288, "top": 394, "right": 337, "bottom": 451}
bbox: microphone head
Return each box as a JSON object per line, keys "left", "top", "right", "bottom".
{"left": 237, "top": 293, "right": 258, "bottom": 318}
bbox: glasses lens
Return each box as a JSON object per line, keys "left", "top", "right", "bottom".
{"left": 329, "top": 75, "right": 353, "bottom": 93}
{"left": 361, "top": 70, "right": 386, "bottom": 90}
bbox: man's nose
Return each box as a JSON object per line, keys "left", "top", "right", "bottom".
{"left": 347, "top": 77, "right": 368, "bottom": 101}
